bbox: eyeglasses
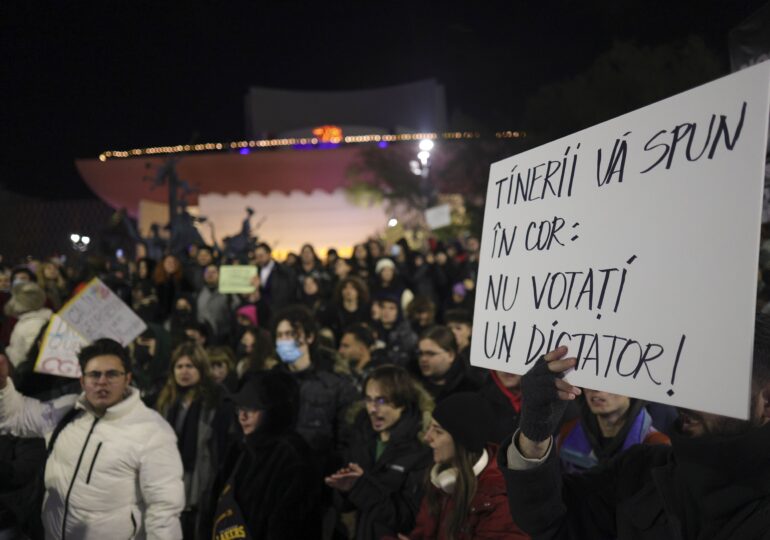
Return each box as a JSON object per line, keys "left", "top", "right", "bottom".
{"left": 364, "top": 396, "right": 391, "bottom": 408}
{"left": 83, "top": 370, "right": 126, "bottom": 383}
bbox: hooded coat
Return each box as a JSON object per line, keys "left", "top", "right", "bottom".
{"left": 204, "top": 371, "right": 322, "bottom": 540}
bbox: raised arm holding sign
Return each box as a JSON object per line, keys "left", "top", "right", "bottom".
{"left": 472, "top": 60, "right": 770, "bottom": 420}
{"left": 488, "top": 61, "right": 770, "bottom": 540}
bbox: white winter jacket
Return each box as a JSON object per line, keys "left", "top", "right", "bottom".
{"left": 0, "top": 380, "right": 185, "bottom": 539}
{"left": 6, "top": 307, "right": 52, "bottom": 366}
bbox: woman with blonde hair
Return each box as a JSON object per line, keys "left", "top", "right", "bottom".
{"left": 156, "top": 342, "right": 232, "bottom": 539}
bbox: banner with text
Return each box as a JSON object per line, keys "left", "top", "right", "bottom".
{"left": 35, "top": 278, "right": 147, "bottom": 378}
{"left": 218, "top": 265, "right": 257, "bottom": 294}
{"left": 471, "top": 61, "right": 770, "bottom": 419}
{"left": 35, "top": 315, "right": 87, "bottom": 378}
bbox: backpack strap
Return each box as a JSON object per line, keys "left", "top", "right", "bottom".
{"left": 47, "top": 407, "right": 83, "bottom": 457}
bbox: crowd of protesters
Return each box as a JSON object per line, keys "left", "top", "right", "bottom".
{"left": 0, "top": 228, "right": 768, "bottom": 540}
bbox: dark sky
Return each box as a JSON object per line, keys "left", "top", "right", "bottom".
{"left": 0, "top": 1, "right": 765, "bottom": 199}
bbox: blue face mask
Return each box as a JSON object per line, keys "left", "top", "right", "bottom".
{"left": 276, "top": 339, "right": 303, "bottom": 364}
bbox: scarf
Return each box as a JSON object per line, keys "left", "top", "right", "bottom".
{"left": 167, "top": 393, "right": 202, "bottom": 472}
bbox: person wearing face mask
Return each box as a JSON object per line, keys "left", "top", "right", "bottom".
{"left": 155, "top": 343, "right": 233, "bottom": 540}
{"left": 272, "top": 305, "right": 358, "bottom": 537}
{"left": 403, "top": 392, "right": 528, "bottom": 540}
{"left": 205, "top": 370, "right": 321, "bottom": 539}
{"left": 326, "top": 366, "right": 433, "bottom": 540}
{"left": 272, "top": 305, "right": 357, "bottom": 461}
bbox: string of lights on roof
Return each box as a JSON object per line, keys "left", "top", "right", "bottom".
{"left": 97, "top": 130, "right": 526, "bottom": 161}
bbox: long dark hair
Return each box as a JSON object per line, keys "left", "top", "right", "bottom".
{"left": 156, "top": 342, "right": 218, "bottom": 413}
{"left": 426, "top": 444, "right": 482, "bottom": 540}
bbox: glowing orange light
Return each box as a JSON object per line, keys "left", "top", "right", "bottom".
{"left": 312, "top": 125, "right": 343, "bottom": 143}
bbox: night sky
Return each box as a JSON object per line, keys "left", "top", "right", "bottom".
{"left": 1, "top": 1, "right": 765, "bottom": 200}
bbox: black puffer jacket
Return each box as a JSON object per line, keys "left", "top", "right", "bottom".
{"left": 289, "top": 349, "right": 358, "bottom": 473}
{"left": 340, "top": 406, "right": 432, "bottom": 540}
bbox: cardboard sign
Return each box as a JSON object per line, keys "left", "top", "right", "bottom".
{"left": 35, "top": 315, "right": 87, "bottom": 378}
{"left": 471, "top": 61, "right": 770, "bottom": 419}
{"left": 425, "top": 204, "right": 452, "bottom": 229}
{"left": 218, "top": 265, "right": 257, "bottom": 294}
{"left": 34, "top": 278, "right": 147, "bottom": 378}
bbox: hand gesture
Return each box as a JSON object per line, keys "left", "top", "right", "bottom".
{"left": 324, "top": 462, "right": 364, "bottom": 492}
{"left": 518, "top": 346, "right": 581, "bottom": 456}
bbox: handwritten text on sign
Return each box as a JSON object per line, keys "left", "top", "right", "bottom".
{"left": 34, "top": 315, "right": 87, "bottom": 378}
{"left": 34, "top": 278, "right": 147, "bottom": 379}
{"left": 471, "top": 61, "right": 770, "bottom": 419}
{"left": 59, "top": 278, "right": 146, "bottom": 345}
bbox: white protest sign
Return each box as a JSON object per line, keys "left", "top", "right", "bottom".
{"left": 425, "top": 204, "right": 452, "bottom": 229}
{"left": 59, "top": 278, "right": 146, "bottom": 344}
{"left": 34, "top": 278, "right": 147, "bottom": 378}
{"left": 471, "top": 61, "right": 770, "bottom": 419}
{"left": 218, "top": 265, "right": 257, "bottom": 294}
{"left": 34, "top": 315, "right": 87, "bottom": 378}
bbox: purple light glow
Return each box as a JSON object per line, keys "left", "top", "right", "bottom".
{"left": 239, "top": 148, "right": 250, "bottom": 155}
{"left": 378, "top": 141, "right": 388, "bottom": 148}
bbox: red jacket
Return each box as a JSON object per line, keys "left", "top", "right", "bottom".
{"left": 408, "top": 445, "right": 529, "bottom": 540}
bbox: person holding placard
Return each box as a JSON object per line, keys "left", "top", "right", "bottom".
{"left": 0, "top": 338, "right": 185, "bottom": 539}
{"left": 500, "top": 315, "right": 770, "bottom": 539}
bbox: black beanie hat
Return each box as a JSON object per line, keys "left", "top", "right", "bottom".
{"left": 432, "top": 392, "right": 494, "bottom": 453}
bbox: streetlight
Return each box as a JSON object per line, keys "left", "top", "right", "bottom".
{"left": 413, "top": 139, "right": 437, "bottom": 207}
{"left": 418, "top": 139, "right": 434, "bottom": 152}
{"left": 70, "top": 233, "right": 91, "bottom": 252}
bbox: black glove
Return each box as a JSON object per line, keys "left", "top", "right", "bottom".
{"left": 518, "top": 357, "right": 569, "bottom": 442}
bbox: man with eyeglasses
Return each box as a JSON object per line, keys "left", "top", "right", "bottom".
{"left": 0, "top": 338, "right": 184, "bottom": 539}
